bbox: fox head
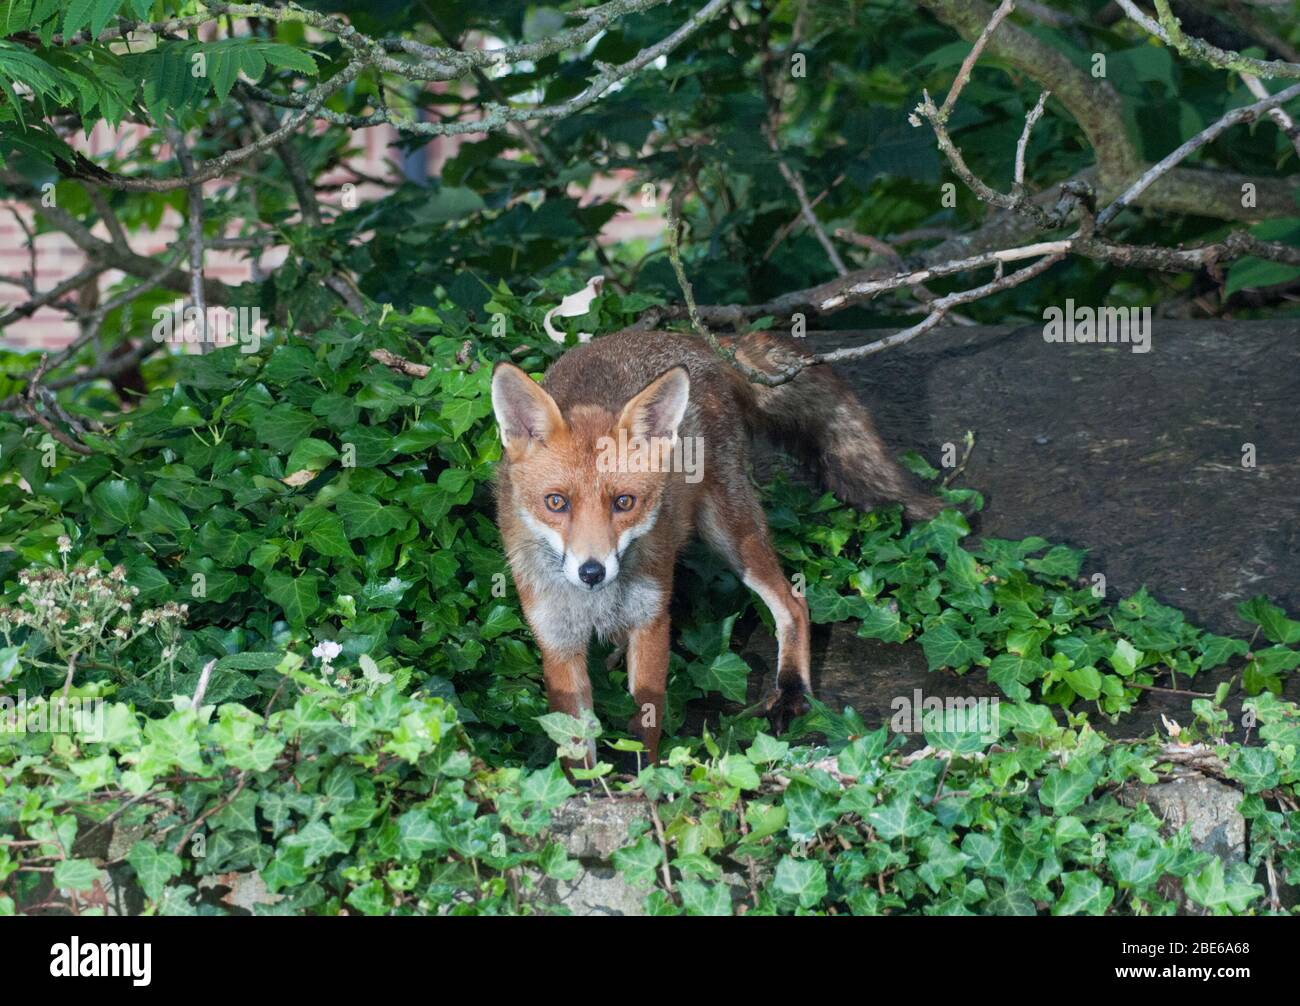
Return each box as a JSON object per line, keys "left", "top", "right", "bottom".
{"left": 491, "top": 362, "right": 690, "bottom": 590}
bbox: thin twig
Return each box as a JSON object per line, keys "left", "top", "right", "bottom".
{"left": 191, "top": 659, "right": 217, "bottom": 709}
{"left": 1239, "top": 73, "right": 1300, "bottom": 158}
{"left": 939, "top": 0, "right": 1017, "bottom": 119}
{"left": 1014, "top": 90, "right": 1051, "bottom": 190}
{"left": 19, "top": 355, "right": 93, "bottom": 456}
{"left": 1096, "top": 80, "right": 1300, "bottom": 227}
{"left": 666, "top": 208, "right": 805, "bottom": 386}
{"left": 369, "top": 349, "right": 432, "bottom": 378}
{"left": 768, "top": 136, "right": 848, "bottom": 276}
{"left": 815, "top": 252, "right": 1064, "bottom": 365}
{"left": 941, "top": 431, "right": 976, "bottom": 487}
{"left": 761, "top": 174, "right": 845, "bottom": 262}
{"left": 646, "top": 796, "right": 675, "bottom": 895}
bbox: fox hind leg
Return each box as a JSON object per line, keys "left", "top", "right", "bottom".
{"left": 700, "top": 494, "right": 812, "bottom": 735}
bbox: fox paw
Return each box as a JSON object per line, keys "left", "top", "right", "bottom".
{"left": 764, "top": 682, "right": 810, "bottom": 736}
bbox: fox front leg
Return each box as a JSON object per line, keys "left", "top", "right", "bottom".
{"left": 539, "top": 646, "right": 596, "bottom": 770}
{"left": 625, "top": 611, "right": 670, "bottom": 764}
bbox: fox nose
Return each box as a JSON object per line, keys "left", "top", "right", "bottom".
{"left": 577, "top": 560, "right": 606, "bottom": 586}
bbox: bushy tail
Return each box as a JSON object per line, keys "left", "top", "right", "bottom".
{"left": 730, "top": 331, "right": 942, "bottom": 522}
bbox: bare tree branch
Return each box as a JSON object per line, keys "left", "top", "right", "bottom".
{"left": 816, "top": 251, "right": 1064, "bottom": 364}
{"left": 1116, "top": 0, "right": 1300, "bottom": 79}
{"left": 918, "top": 0, "right": 1297, "bottom": 220}
{"left": 1240, "top": 73, "right": 1300, "bottom": 158}
{"left": 15, "top": 355, "right": 93, "bottom": 455}
{"left": 46, "top": 1, "right": 730, "bottom": 192}
{"left": 769, "top": 144, "right": 848, "bottom": 276}
{"left": 1014, "top": 90, "right": 1051, "bottom": 190}
{"left": 659, "top": 0, "right": 1300, "bottom": 340}
{"left": 938, "top": 0, "right": 1017, "bottom": 120}
{"left": 164, "top": 123, "right": 209, "bottom": 351}
{"left": 1096, "top": 80, "right": 1300, "bottom": 227}
{"left": 0, "top": 265, "right": 104, "bottom": 329}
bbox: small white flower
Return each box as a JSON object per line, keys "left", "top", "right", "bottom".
{"left": 57, "top": 536, "right": 72, "bottom": 555}
{"left": 312, "top": 640, "right": 343, "bottom": 662}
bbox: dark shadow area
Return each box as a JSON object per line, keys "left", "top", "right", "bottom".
{"left": 692, "top": 320, "right": 1299, "bottom": 746}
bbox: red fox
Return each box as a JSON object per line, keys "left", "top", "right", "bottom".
{"left": 491, "top": 329, "right": 939, "bottom": 765}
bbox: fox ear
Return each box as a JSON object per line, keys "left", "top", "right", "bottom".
{"left": 491, "top": 363, "right": 564, "bottom": 460}
{"left": 618, "top": 366, "right": 690, "bottom": 444}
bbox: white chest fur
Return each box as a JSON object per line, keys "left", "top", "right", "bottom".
{"left": 513, "top": 546, "right": 662, "bottom": 654}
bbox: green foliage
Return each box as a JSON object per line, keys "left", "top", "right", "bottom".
{"left": 599, "top": 691, "right": 1300, "bottom": 916}
{"left": 0, "top": 1, "right": 316, "bottom": 163}
{"left": 4, "top": 296, "right": 1294, "bottom": 763}
{"left": 2, "top": 0, "right": 1299, "bottom": 916}
{"left": 0, "top": 663, "right": 578, "bottom": 915}
{"left": 1, "top": 311, "right": 1298, "bottom": 912}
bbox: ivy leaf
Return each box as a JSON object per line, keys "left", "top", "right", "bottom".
{"left": 255, "top": 404, "right": 317, "bottom": 452}
{"left": 919, "top": 621, "right": 983, "bottom": 671}
{"left": 128, "top": 841, "right": 182, "bottom": 902}
{"left": 677, "top": 879, "right": 733, "bottom": 916}
{"left": 917, "top": 835, "right": 970, "bottom": 892}
{"left": 1108, "top": 845, "right": 1164, "bottom": 888}
{"left": 1053, "top": 871, "right": 1113, "bottom": 916}
{"left": 1243, "top": 646, "right": 1300, "bottom": 693}
{"left": 717, "top": 754, "right": 760, "bottom": 790}
{"left": 1026, "top": 545, "right": 1085, "bottom": 579}
{"left": 746, "top": 731, "right": 789, "bottom": 766}
{"left": 866, "top": 794, "right": 933, "bottom": 840}
{"left": 296, "top": 506, "right": 353, "bottom": 560}
{"left": 773, "top": 856, "right": 827, "bottom": 909}
{"left": 334, "top": 492, "right": 409, "bottom": 539}
{"left": 396, "top": 809, "right": 443, "bottom": 859}
{"left": 836, "top": 728, "right": 887, "bottom": 778}
{"left": 264, "top": 570, "right": 322, "bottom": 627}
{"left": 1038, "top": 765, "right": 1098, "bottom": 814}
{"left": 612, "top": 834, "right": 663, "bottom": 888}
{"left": 518, "top": 760, "right": 577, "bottom": 810}
{"left": 1107, "top": 638, "right": 1142, "bottom": 677}
{"left": 783, "top": 779, "right": 837, "bottom": 840}
{"left": 480, "top": 604, "right": 524, "bottom": 640}
{"left": 1183, "top": 859, "right": 1265, "bottom": 913}
{"left": 986, "top": 653, "right": 1039, "bottom": 701}
{"left": 1237, "top": 596, "right": 1300, "bottom": 645}
{"left": 856, "top": 601, "right": 909, "bottom": 643}
{"left": 1198, "top": 633, "right": 1248, "bottom": 671}
{"left": 282, "top": 821, "right": 350, "bottom": 868}
{"left": 286, "top": 437, "right": 339, "bottom": 473}
{"left": 688, "top": 650, "right": 750, "bottom": 702}
{"left": 1229, "top": 747, "right": 1280, "bottom": 792}
{"left": 90, "top": 478, "right": 145, "bottom": 531}
{"left": 52, "top": 858, "right": 101, "bottom": 891}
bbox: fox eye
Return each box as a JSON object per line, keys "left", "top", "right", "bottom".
{"left": 613, "top": 494, "right": 636, "bottom": 513}
{"left": 544, "top": 493, "right": 569, "bottom": 513}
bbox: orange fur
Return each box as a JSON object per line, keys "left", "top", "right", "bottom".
{"left": 492, "top": 329, "right": 934, "bottom": 764}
